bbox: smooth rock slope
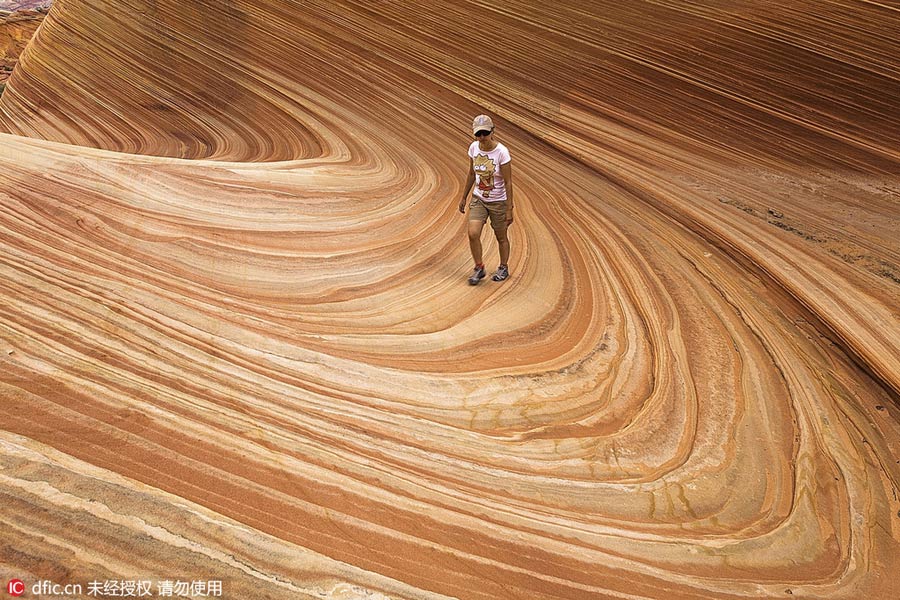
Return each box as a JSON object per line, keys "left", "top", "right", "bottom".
{"left": 1, "top": 1, "right": 898, "bottom": 599}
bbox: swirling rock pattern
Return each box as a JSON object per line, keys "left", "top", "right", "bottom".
{"left": 0, "top": 6, "right": 46, "bottom": 86}
{"left": 1, "top": 1, "right": 899, "bottom": 598}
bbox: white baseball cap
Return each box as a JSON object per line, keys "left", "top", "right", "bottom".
{"left": 472, "top": 114, "right": 494, "bottom": 134}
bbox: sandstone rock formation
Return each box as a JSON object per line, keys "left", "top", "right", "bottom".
{"left": 0, "top": 6, "right": 47, "bottom": 88}
{"left": 0, "top": 1, "right": 51, "bottom": 12}
{"left": 0, "top": 1, "right": 898, "bottom": 599}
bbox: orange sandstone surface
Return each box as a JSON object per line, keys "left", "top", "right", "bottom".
{"left": 0, "top": 1, "right": 898, "bottom": 599}
{"left": 0, "top": 6, "right": 46, "bottom": 86}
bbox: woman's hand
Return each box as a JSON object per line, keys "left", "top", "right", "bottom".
{"left": 506, "top": 210, "right": 514, "bottom": 226}
{"left": 459, "top": 198, "right": 467, "bottom": 214}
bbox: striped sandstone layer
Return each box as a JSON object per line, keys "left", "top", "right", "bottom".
{"left": 0, "top": 6, "right": 47, "bottom": 86}
{"left": 1, "top": 1, "right": 899, "bottom": 599}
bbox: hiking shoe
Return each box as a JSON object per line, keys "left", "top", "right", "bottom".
{"left": 491, "top": 264, "right": 510, "bottom": 282}
{"left": 468, "top": 265, "right": 486, "bottom": 285}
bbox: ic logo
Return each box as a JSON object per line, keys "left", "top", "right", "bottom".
{"left": 6, "top": 579, "right": 25, "bottom": 596}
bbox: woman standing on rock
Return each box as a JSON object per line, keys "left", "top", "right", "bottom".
{"left": 458, "top": 114, "right": 514, "bottom": 285}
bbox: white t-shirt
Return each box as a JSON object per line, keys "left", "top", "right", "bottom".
{"left": 468, "top": 141, "right": 511, "bottom": 202}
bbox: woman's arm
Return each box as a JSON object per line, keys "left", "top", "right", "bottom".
{"left": 500, "top": 161, "right": 513, "bottom": 224}
{"left": 459, "top": 157, "right": 476, "bottom": 213}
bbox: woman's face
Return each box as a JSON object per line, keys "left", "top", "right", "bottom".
{"left": 475, "top": 129, "right": 493, "bottom": 143}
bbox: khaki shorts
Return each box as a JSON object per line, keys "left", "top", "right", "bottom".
{"left": 469, "top": 196, "right": 509, "bottom": 231}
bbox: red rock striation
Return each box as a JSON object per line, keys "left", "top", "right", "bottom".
{"left": 0, "top": 1, "right": 898, "bottom": 599}
{"left": 0, "top": 7, "right": 46, "bottom": 87}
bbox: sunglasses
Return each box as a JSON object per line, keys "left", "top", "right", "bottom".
{"left": 474, "top": 130, "right": 492, "bottom": 137}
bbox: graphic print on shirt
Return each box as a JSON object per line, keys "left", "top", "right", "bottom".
{"left": 473, "top": 153, "right": 496, "bottom": 198}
